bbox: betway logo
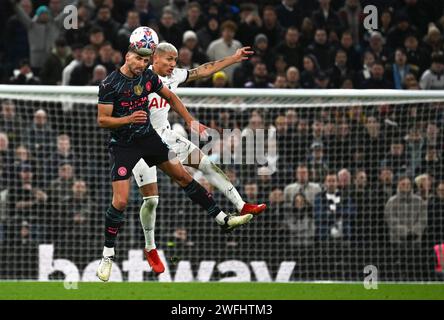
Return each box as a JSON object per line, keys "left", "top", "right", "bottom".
{"left": 38, "top": 244, "right": 296, "bottom": 282}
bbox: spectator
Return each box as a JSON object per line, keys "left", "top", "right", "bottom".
{"left": 134, "top": 0, "right": 157, "bottom": 26}
{"left": 47, "top": 163, "right": 75, "bottom": 203}
{"left": 244, "top": 62, "right": 273, "bottom": 88}
{"left": 61, "top": 43, "right": 83, "bottom": 86}
{"left": 48, "top": 134, "right": 77, "bottom": 177}
{"left": 366, "top": 31, "right": 390, "bottom": 64}
{"left": 95, "top": 41, "right": 115, "bottom": 75}
{"left": 381, "top": 140, "right": 408, "bottom": 180}
{"left": 379, "top": 8, "right": 393, "bottom": 39}
{"left": 273, "top": 75, "right": 288, "bottom": 88}
{"left": 178, "top": 2, "right": 206, "bottom": 34}
{"left": 7, "top": 163, "right": 48, "bottom": 221}
{"left": 69, "top": 45, "right": 97, "bottom": 86}
{"left": 297, "top": 15, "right": 313, "bottom": 47}
{"left": 330, "top": 48, "right": 354, "bottom": 88}
{"left": 423, "top": 23, "right": 444, "bottom": 56}
{"left": 274, "top": 27, "right": 304, "bottom": 71}
{"left": 285, "top": 192, "right": 315, "bottom": 248}
{"left": 419, "top": 51, "right": 444, "bottom": 90}
{"left": 386, "top": 11, "right": 417, "bottom": 51}
{"left": 385, "top": 48, "right": 419, "bottom": 89}
{"left": 196, "top": 15, "right": 220, "bottom": 52}
{"left": 403, "top": 72, "right": 420, "bottom": 89}
{"left": 88, "top": 26, "right": 106, "bottom": 52}
{"left": 8, "top": 59, "right": 41, "bottom": 85}
{"left": 158, "top": 9, "right": 182, "bottom": 49}
{"left": 206, "top": 20, "right": 242, "bottom": 85}
{"left": 404, "top": 124, "right": 425, "bottom": 177}
{"left": 89, "top": 65, "right": 108, "bottom": 86}
{"left": 181, "top": 30, "right": 208, "bottom": 65}
{"left": 0, "top": 100, "right": 25, "bottom": 149}
{"left": 284, "top": 163, "right": 322, "bottom": 207}
{"left": 253, "top": 34, "right": 274, "bottom": 72}
{"left": 24, "top": 109, "right": 55, "bottom": 164}
{"left": 418, "top": 146, "right": 443, "bottom": 182}
{"left": 384, "top": 176, "right": 427, "bottom": 279}
{"left": 271, "top": 54, "right": 288, "bottom": 79}
{"left": 311, "top": 0, "right": 343, "bottom": 35}
{"left": 360, "top": 60, "right": 393, "bottom": 89}
{"left": 338, "top": 0, "right": 363, "bottom": 47}
{"left": 404, "top": 33, "right": 430, "bottom": 75}
{"left": 176, "top": 47, "right": 198, "bottom": 72}
{"left": 337, "top": 168, "right": 352, "bottom": 197}
{"left": 300, "top": 54, "right": 320, "bottom": 88}
{"left": 286, "top": 66, "right": 301, "bottom": 88}
{"left": 210, "top": 71, "right": 229, "bottom": 88}
{"left": 236, "top": 3, "right": 262, "bottom": 47}
{"left": 306, "top": 28, "right": 331, "bottom": 71}
{"left": 356, "top": 50, "right": 375, "bottom": 85}
{"left": 116, "top": 10, "right": 141, "bottom": 55}
{"left": 91, "top": 5, "right": 121, "bottom": 47}
{"left": 4, "top": 0, "right": 32, "bottom": 76}
{"left": 259, "top": 5, "right": 284, "bottom": 48}
{"left": 58, "top": 179, "right": 96, "bottom": 264}
{"left": 276, "top": 0, "right": 303, "bottom": 29}
{"left": 338, "top": 30, "right": 361, "bottom": 71}
{"left": 307, "top": 142, "right": 329, "bottom": 184}
{"left": 40, "top": 38, "right": 72, "bottom": 85}
{"left": 414, "top": 173, "right": 433, "bottom": 202}
{"left": 314, "top": 171, "right": 356, "bottom": 242}
{"left": 314, "top": 70, "right": 333, "bottom": 89}
{"left": 243, "top": 181, "right": 259, "bottom": 204}
{"left": 10, "top": 2, "right": 72, "bottom": 73}
{"left": 351, "top": 170, "right": 372, "bottom": 240}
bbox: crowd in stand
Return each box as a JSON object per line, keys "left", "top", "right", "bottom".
{"left": 0, "top": 0, "right": 443, "bottom": 280}
{"left": 1, "top": 0, "right": 444, "bottom": 89}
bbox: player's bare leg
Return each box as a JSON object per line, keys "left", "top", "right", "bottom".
{"left": 186, "top": 149, "right": 266, "bottom": 215}
{"left": 158, "top": 159, "right": 253, "bottom": 232}
{"left": 97, "top": 179, "right": 130, "bottom": 282}
{"left": 139, "top": 182, "right": 164, "bottom": 274}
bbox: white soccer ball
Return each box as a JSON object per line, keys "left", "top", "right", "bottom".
{"left": 129, "top": 26, "right": 159, "bottom": 56}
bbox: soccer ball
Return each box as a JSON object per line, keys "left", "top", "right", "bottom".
{"left": 129, "top": 26, "right": 159, "bottom": 56}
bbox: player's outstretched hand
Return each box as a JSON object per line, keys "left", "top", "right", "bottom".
{"left": 190, "top": 121, "right": 210, "bottom": 139}
{"left": 232, "top": 46, "right": 254, "bottom": 63}
{"left": 129, "top": 110, "right": 147, "bottom": 124}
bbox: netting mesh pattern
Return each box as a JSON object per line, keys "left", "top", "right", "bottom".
{"left": 0, "top": 89, "right": 443, "bottom": 282}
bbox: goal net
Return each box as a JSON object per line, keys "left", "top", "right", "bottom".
{"left": 0, "top": 85, "right": 443, "bottom": 283}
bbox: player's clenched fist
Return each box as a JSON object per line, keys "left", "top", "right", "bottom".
{"left": 129, "top": 110, "right": 147, "bottom": 124}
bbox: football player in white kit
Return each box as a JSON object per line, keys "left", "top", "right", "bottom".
{"left": 133, "top": 42, "right": 267, "bottom": 272}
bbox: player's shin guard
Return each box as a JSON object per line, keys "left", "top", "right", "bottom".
{"left": 182, "top": 179, "right": 225, "bottom": 222}
{"left": 139, "top": 196, "right": 158, "bottom": 251}
{"left": 104, "top": 205, "right": 125, "bottom": 250}
{"left": 198, "top": 155, "right": 245, "bottom": 212}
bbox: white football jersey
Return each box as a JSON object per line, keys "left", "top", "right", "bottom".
{"left": 147, "top": 66, "right": 189, "bottom": 129}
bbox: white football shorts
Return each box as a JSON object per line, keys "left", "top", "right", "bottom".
{"left": 132, "top": 125, "right": 199, "bottom": 187}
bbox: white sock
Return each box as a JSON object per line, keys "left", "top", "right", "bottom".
{"left": 103, "top": 247, "right": 115, "bottom": 257}
{"left": 198, "top": 155, "right": 245, "bottom": 212}
{"left": 215, "top": 211, "right": 228, "bottom": 225}
{"left": 140, "top": 196, "right": 158, "bottom": 251}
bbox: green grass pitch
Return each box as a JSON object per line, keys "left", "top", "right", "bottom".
{"left": 0, "top": 282, "right": 443, "bottom": 300}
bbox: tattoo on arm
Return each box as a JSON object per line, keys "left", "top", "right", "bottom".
{"left": 187, "top": 58, "right": 227, "bottom": 82}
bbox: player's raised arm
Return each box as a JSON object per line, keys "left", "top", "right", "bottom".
{"left": 186, "top": 46, "right": 254, "bottom": 82}
{"left": 97, "top": 104, "right": 147, "bottom": 128}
